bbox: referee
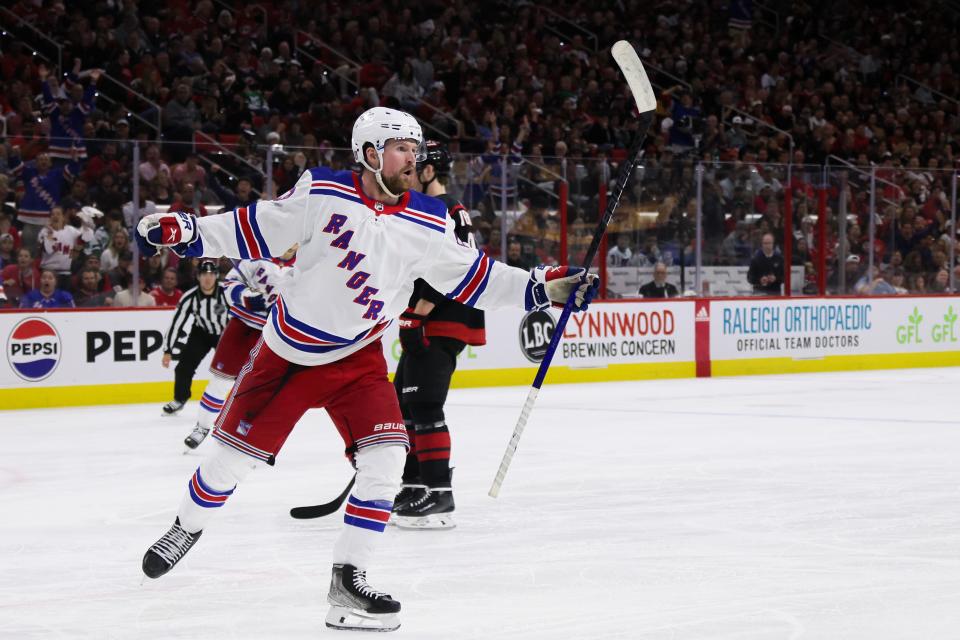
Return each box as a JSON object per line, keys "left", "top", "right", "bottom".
{"left": 161, "top": 260, "right": 228, "bottom": 415}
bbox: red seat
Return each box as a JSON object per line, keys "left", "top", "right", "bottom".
{"left": 218, "top": 133, "right": 240, "bottom": 151}
{"left": 193, "top": 131, "right": 218, "bottom": 153}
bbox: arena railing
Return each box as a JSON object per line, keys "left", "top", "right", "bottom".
{"left": 0, "top": 6, "right": 63, "bottom": 74}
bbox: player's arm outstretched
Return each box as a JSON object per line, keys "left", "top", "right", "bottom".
{"left": 421, "top": 220, "right": 597, "bottom": 313}
{"left": 134, "top": 171, "right": 316, "bottom": 259}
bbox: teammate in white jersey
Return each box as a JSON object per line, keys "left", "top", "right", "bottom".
{"left": 183, "top": 250, "right": 295, "bottom": 449}
{"left": 134, "top": 107, "right": 596, "bottom": 632}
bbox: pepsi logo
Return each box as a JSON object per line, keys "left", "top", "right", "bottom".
{"left": 7, "top": 317, "right": 61, "bottom": 382}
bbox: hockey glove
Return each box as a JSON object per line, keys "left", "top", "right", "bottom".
{"left": 136, "top": 212, "right": 203, "bottom": 257}
{"left": 525, "top": 266, "right": 599, "bottom": 312}
{"left": 241, "top": 290, "right": 266, "bottom": 312}
{"left": 397, "top": 308, "right": 429, "bottom": 356}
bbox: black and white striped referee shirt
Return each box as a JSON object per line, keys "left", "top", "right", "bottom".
{"left": 163, "top": 285, "right": 229, "bottom": 352}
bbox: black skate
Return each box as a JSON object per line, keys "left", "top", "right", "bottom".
{"left": 391, "top": 484, "right": 427, "bottom": 514}
{"left": 326, "top": 563, "right": 401, "bottom": 632}
{"left": 183, "top": 423, "right": 210, "bottom": 449}
{"left": 142, "top": 517, "right": 202, "bottom": 579}
{"left": 162, "top": 400, "right": 185, "bottom": 416}
{"left": 392, "top": 489, "right": 455, "bottom": 530}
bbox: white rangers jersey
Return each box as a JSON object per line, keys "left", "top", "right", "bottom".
{"left": 187, "top": 167, "right": 530, "bottom": 365}
{"left": 221, "top": 259, "right": 293, "bottom": 329}
{"left": 39, "top": 224, "right": 94, "bottom": 273}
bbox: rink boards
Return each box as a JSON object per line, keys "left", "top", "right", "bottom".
{"left": 2, "top": 295, "right": 959, "bottom": 409}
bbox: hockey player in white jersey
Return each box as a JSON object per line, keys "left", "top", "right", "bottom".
{"left": 183, "top": 249, "right": 295, "bottom": 449}
{"left": 135, "top": 106, "right": 597, "bottom": 632}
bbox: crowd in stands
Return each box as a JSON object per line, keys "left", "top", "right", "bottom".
{"left": 1, "top": 0, "right": 958, "bottom": 307}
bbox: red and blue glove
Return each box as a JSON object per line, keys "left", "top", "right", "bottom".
{"left": 525, "top": 266, "right": 599, "bottom": 312}
{"left": 241, "top": 290, "right": 266, "bottom": 312}
{"left": 135, "top": 212, "right": 203, "bottom": 257}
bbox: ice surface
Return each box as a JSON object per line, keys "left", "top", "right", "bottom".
{"left": 2, "top": 368, "right": 960, "bottom": 639}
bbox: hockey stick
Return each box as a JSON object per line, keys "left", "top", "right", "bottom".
{"left": 489, "top": 41, "right": 657, "bottom": 498}
{"left": 227, "top": 258, "right": 257, "bottom": 289}
{"left": 290, "top": 474, "right": 356, "bottom": 519}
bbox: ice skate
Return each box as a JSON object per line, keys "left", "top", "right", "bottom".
{"left": 183, "top": 423, "right": 210, "bottom": 450}
{"left": 161, "top": 400, "right": 185, "bottom": 416}
{"left": 392, "top": 489, "right": 455, "bottom": 530}
{"left": 142, "top": 517, "right": 202, "bottom": 579}
{"left": 391, "top": 483, "right": 427, "bottom": 513}
{"left": 325, "top": 563, "right": 400, "bottom": 632}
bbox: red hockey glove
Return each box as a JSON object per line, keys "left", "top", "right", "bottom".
{"left": 397, "top": 308, "right": 429, "bottom": 356}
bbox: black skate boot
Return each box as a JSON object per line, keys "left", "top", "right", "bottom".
{"left": 162, "top": 400, "right": 185, "bottom": 416}
{"left": 183, "top": 423, "right": 210, "bottom": 449}
{"left": 325, "top": 563, "right": 401, "bottom": 632}
{"left": 142, "top": 517, "right": 202, "bottom": 579}
{"left": 392, "top": 489, "right": 455, "bottom": 530}
{"left": 391, "top": 484, "right": 427, "bottom": 514}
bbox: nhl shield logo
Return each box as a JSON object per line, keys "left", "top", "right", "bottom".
{"left": 7, "top": 317, "right": 62, "bottom": 382}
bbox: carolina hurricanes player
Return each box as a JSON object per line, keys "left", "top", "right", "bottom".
{"left": 134, "top": 107, "right": 596, "bottom": 632}
{"left": 183, "top": 248, "right": 296, "bottom": 449}
{"left": 391, "top": 140, "right": 484, "bottom": 529}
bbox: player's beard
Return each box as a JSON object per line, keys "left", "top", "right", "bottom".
{"left": 381, "top": 166, "right": 417, "bottom": 195}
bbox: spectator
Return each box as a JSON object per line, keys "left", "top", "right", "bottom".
{"left": 908, "top": 273, "right": 927, "bottom": 294}
{"left": 0, "top": 233, "right": 15, "bottom": 268}
{"left": 162, "top": 83, "right": 200, "bottom": 159}
{"left": 101, "top": 229, "right": 131, "bottom": 273}
{"left": 152, "top": 173, "right": 175, "bottom": 206}
{"left": 834, "top": 255, "right": 866, "bottom": 295}
{"left": 2, "top": 247, "right": 41, "bottom": 307}
{"left": 889, "top": 268, "right": 908, "bottom": 294}
{"left": 855, "top": 266, "right": 897, "bottom": 295}
{"left": 138, "top": 144, "right": 170, "bottom": 184}
{"left": 20, "top": 269, "right": 75, "bottom": 308}
{"left": 207, "top": 165, "right": 255, "bottom": 209}
{"left": 83, "top": 141, "right": 123, "bottom": 186}
{"left": 638, "top": 262, "right": 679, "bottom": 298}
{"left": 637, "top": 235, "right": 664, "bottom": 266}
{"left": 90, "top": 174, "right": 125, "bottom": 222}
{"left": 123, "top": 186, "right": 158, "bottom": 229}
{"left": 0, "top": 218, "right": 19, "bottom": 257}
{"left": 381, "top": 61, "right": 423, "bottom": 111}
{"left": 747, "top": 233, "right": 784, "bottom": 295}
{"left": 171, "top": 153, "right": 207, "bottom": 193}
{"left": 607, "top": 234, "right": 635, "bottom": 267}
{"left": 113, "top": 273, "right": 157, "bottom": 307}
{"left": 929, "top": 268, "right": 951, "bottom": 293}
{"left": 40, "top": 60, "right": 96, "bottom": 162}
{"left": 9, "top": 149, "right": 80, "bottom": 250}
{"left": 38, "top": 205, "right": 95, "bottom": 289}
{"left": 505, "top": 240, "right": 529, "bottom": 269}
{"left": 410, "top": 46, "right": 434, "bottom": 92}
{"left": 151, "top": 267, "right": 183, "bottom": 306}
{"left": 74, "top": 267, "right": 114, "bottom": 307}
{"left": 142, "top": 252, "right": 167, "bottom": 289}
{"left": 0, "top": 176, "right": 17, "bottom": 224}
{"left": 107, "top": 250, "right": 134, "bottom": 292}
{"left": 169, "top": 182, "right": 208, "bottom": 217}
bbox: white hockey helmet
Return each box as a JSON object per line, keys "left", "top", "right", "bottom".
{"left": 352, "top": 107, "right": 426, "bottom": 198}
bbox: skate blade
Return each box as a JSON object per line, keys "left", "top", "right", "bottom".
{"left": 325, "top": 606, "right": 400, "bottom": 632}
{"left": 392, "top": 513, "right": 456, "bottom": 530}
